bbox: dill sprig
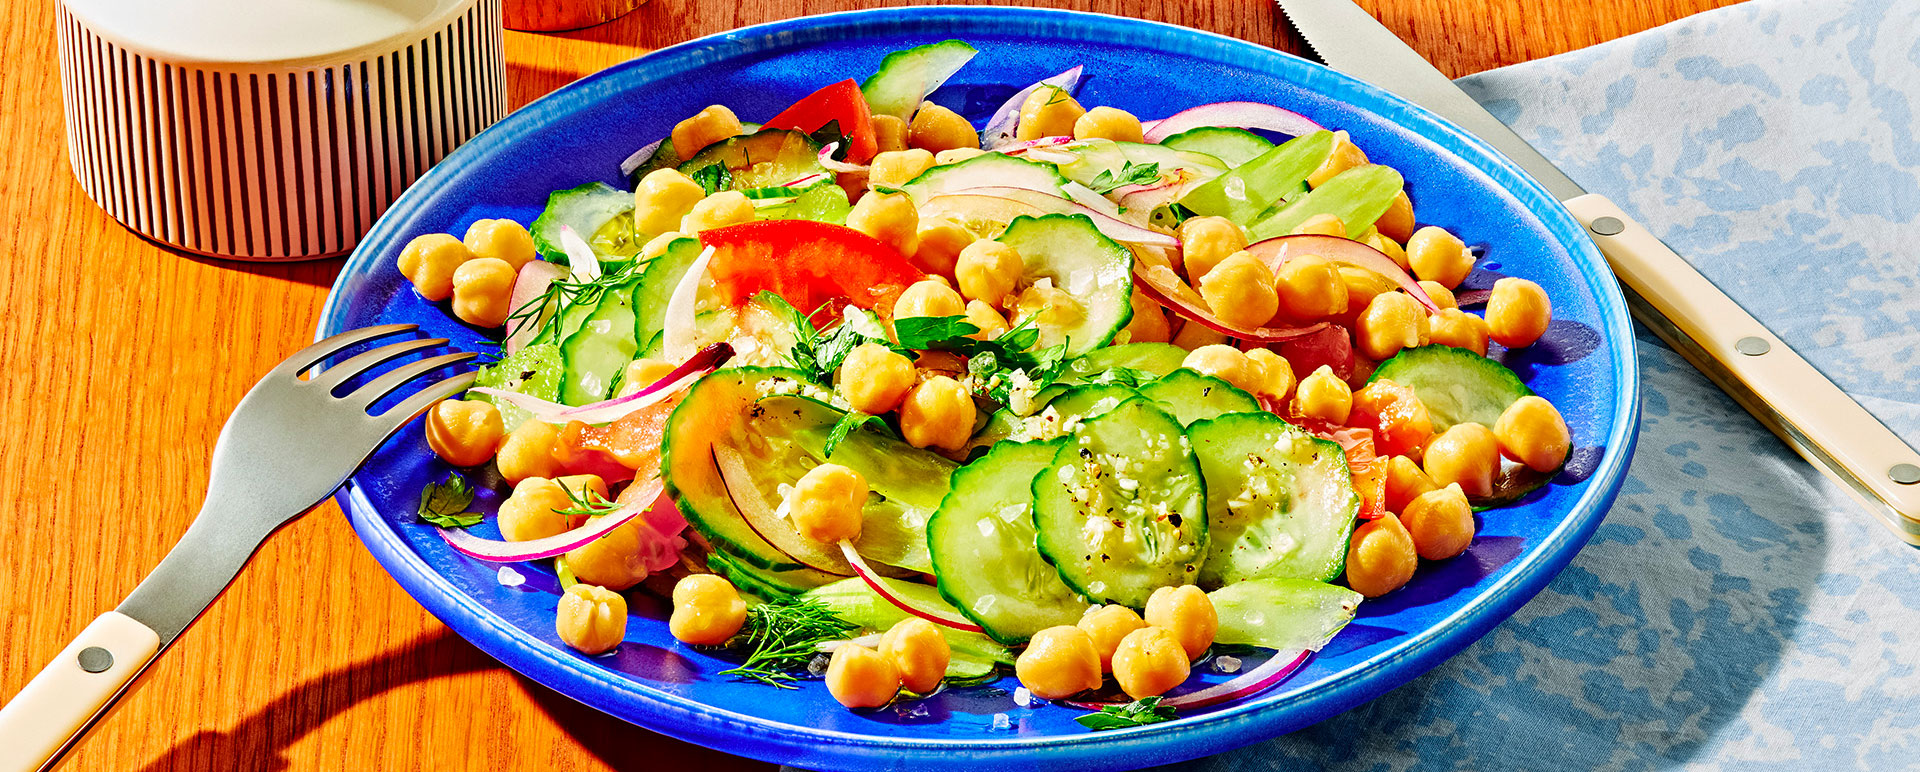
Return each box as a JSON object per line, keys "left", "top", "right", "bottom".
{"left": 504, "top": 259, "right": 646, "bottom": 344}
{"left": 554, "top": 479, "right": 623, "bottom": 518}
{"left": 719, "top": 596, "right": 859, "bottom": 688}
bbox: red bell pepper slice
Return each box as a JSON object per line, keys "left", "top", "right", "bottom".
{"left": 699, "top": 220, "right": 924, "bottom": 319}
{"left": 763, "top": 79, "right": 878, "bottom": 164}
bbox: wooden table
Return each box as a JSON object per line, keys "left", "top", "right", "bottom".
{"left": 0, "top": 0, "right": 1739, "bottom": 769}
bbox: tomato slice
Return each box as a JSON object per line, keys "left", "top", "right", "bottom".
{"left": 1349, "top": 378, "right": 1436, "bottom": 459}
{"left": 700, "top": 220, "right": 924, "bottom": 318}
{"left": 1291, "top": 418, "right": 1389, "bottom": 521}
{"left": 763, "top": 79, "right": 878, "bottom": 164}
{"left": 552, "top": 394, "right": 681, "bottom": 482}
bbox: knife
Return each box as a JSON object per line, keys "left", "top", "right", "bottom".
{"left": 1274, "top": 0, "right": 1920, "bottom": 544}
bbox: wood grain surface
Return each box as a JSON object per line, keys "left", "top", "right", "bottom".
{"left": 0, "top": 0, "right": 1740, "bottom": 769}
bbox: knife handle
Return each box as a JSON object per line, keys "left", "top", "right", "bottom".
{"left": 1564, "top": 193, "right": 1920, "bottom": 544}
{"left": 0, "top": 612, "right": 160, "bottom": 772}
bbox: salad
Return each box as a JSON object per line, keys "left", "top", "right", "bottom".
{"left": 393, "top": 40, "right": 1571, "bottom": 725}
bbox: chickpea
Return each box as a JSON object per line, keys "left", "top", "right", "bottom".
{"left": 1337, "top": 265, "right": 1393, "bottom": 328}
{"left": 1274, "top": 253, "right": 1348, "bottom": 321}
{"left": 1291, "top": 213, "right": 1347, "bottom": 237}
{"left": 1072, "top": 106, "right": 1144, "bottom": 142}
{"left": 1494, "top": 395, "right": 1571, "bottom": 472}
{"left": 426, "top": 399, "right": 503, "bottom": 466}
{"left": 934, "top": 147, "right": 986, "bottom": 165}
{"left": 1014, "top": 626, "right": 1103, "bottom": 700}
{"left": 1011, "top": 284, "right": 1083, "bottom": 330}
{"left": 1120, "top": 291, "right": 1172, "bottom": 345}
{"left": 1293, "top": 365, "right": 1352, "bottom": 424}
{"left": 634, "top": 168, "right": 707, "bottom": 236}
{"left": 449, "top": 257, "right": 517, "bottom": 328}
{"left": 1245, "top": 348, "right": 1297, "bottom": 402}
{"left": 679, "top": 190, "right": 754, "bottom": 234}
{"left": 1418, "top": 280, "right": 1457, "bottom": 309}
{"left": 1111, "top": 627, "right": 1191, "bottom": 700}
{"left": 1198, "top": 252, "right": 1280, "bottom": 331}
{"left": 847, "top": 190, "right": 920, "bottom": 257}
{"left": 1307, "top": 130, "right": 1369, "bottom": 188}
{"left": 1365, "top": 230, "right": 1411, "bottom": 271}
{"left": 827, "top": 643, "right": 902, "bottom": 709}
{"left": 495, "top": 419, "right": 563, "bottom": 485}
{"left": 1427, "top": 309, "right": 1491, "bottom": 355}
{"left": 872, "top": 114, "right": 909, "bottom": 154}
{"left": 954, "top": 240, "right": 1024, "bottom": 307}
{"left": 1078, "top": 604, "right": 1148, "bottom": 671}
{"left": 913, "top": 216, "right": 976, "bottom": 277}
{"left": 1486, "top": 277, "right": 1552, "bottom": 348}
{"left": 1402, "top": 483, "right": 1475, "bottom": 560}
{"left": 1384, "top": 454, "right": 1440, "bottom": 514}
{"left": 869, "top": 148, "right": 936, "bottom": 190}
{"left": 396, "top": 233, "right": 474, "bottom": 301}
{"left": 879, "top": 617, "right": 951, "bottom": 694}
{"left": 1406, "top": 226, "right": 1474, "bottom": 289}
{"left": 1345, "top": 514, "right": 1418, "bottom": 597}
{"left": 1423, "top": 422, "right": 1499, "bottom": 498}
{"left": 837, "top": 342, "right": 915, "bottom": 414}
{"left": 1352, "top": 379, "right": 1435, "bottom": 459}
{"left": 462, "top": 219, "right": 536, "bottom": 271}
{"left": 790, "top": 463, "right": 868, "bottom": 543}
{"left": 908, "top": 101, "right": 979, "bottom": 153}
{"left": 895, "top": 278, "right": 966, "bottom": 320}
{"left": 1355, "top": 291, "right": 1429, "bottom": 361}
{"left": 670, "top": 104, "right": 744, "bottom": 160}
{"left": 670, "top": 574, "right": 748, "bottom": 646}
{"left": 899, "top": 376, "right": 976, "bottom": 452}
{"left": 1177, "top": 216, "right": 1246, "bottom": 283}
{"left": 1145, "top": 585, "right": 1217, "bottom": 660}
{"left": 555, "top": 584, "right": 627, "bottom": 655}
{"left": 1182, "top": 345, "right": 1258, "bottom": 392}
{"left": 640, "top": 231, "right": 685, "bottom": 261}
{"left": 1015, "top": 86, "right": 1086, "bottom": 141}
{"left": 964, "top": 300, "right": 1010, "bottom": 341}
{"left": 1376, "top": 190, "right": 1415, "bottom": 243}
{"left": 497, "top": 476, "right": 587, "bottom": 542}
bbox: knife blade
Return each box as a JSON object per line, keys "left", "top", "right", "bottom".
{"left": 1276, "top": 0, "right": 1920, "bottom": 544}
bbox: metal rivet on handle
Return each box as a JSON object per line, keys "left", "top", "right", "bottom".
{"left": 1893, "top": 464, "right": 1920, "bottom": 485}
{"left": 1589, "top": 217, "right": 1625, "bottom": 236}
{"left": 1736, "top": 337, "right": 1771, "bottom": 356}
{"left": 77, "top": 647, "right": 114, "bottom": 673}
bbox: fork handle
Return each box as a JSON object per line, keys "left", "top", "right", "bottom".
{"left": 0, "top": 612, "right": 161, "bottom": 772}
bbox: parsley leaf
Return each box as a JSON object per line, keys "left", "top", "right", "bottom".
{"left": 1074, "top": 697, "right": 1178, "bottom": 731}
{"left": 687, "top": 163, "right": 733, "bottom": 195}
{"left": 1089, "top": 365, "right": 1156, "bottom": 388}
{"left": 892, "top": 315, "right": 984, "bottom": 350}
{"left": 823, "top": 411, "right": 891, "bottom": 457}
{"left": 1088, "top": 161, "right": 1163, "bottom": 195}
{"left": 754, "top": 291, "right": 905, "bottom": 385}
{"left": 417, "top": 472, "right": 482, "bottom": 528}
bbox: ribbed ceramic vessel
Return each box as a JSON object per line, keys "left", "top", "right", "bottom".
{"left": 55, "top": 0, "right": 508, "bottom": 261}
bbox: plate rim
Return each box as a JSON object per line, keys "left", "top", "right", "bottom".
{"left": 319, "top": 6, "right": 1642, "bottom": 767}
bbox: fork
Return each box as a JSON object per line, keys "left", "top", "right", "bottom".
{"left": 0, "top": 324, "right": 477, "bottom": 772}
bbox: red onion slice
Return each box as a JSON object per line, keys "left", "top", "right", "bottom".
{"left": 1141, "top": 101, "right": 1323, "bottom": 143}
{"left": 1061, "top": 181, "right": 1123, "bottom": 219}
{"left": 1243, "top": 235, "right": 1440, "bottom": 313}
{"left": 982, "top": 66, "right": 1083, "bottom": 149}
{"left": 662, "top": 244, "right": 715, "bottom": 362}
{"left": 838, "top": 541, "right": 984, "bottom": 633}
{"left": 781, "top": 172, "right": 832, "bottom": 188}
{"left": 619, "top": 138, "right": 666, "bottom": 178}
{"left": 817, "top": 142, "right": 869, "bottom": 174}
{"left": 557, "top": 225, "right": 602, "bottom": 283}
{"left": 504, "top": 260, "right": 568, "bottom": 354}
{"left": 440, "top": 478, "right": 665, "bottom": 562}
{"left": 1064, "top": 648, "right": 1313, "bottom": 711}
{"left": 470, "top": 342, "right": 731, "bottom": 426}
{"left": 714, "top": 445, "right": 853, "bottom": 576}
{"left": 1133, "top": 266, "right": 1329, "bottom": 343}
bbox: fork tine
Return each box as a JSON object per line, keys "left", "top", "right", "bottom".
{"left": 275, "top": 324, "right": 419, "bottom": 379}
{"left": 373, "top": 371, "right": 481, "bottom": 428}
{"left": 308, "top": 337, "right": 450, "bottom": 391}
{"left": 343, "top": 351, "right": 479, "bottom": 410}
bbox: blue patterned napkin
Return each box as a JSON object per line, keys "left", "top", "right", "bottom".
{"left": 1166, "top": 0, "right": 1920, "bottom": 769}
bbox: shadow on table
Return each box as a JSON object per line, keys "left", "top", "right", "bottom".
{"left": 519, "top": 676, "right": 773, "bottom": 771}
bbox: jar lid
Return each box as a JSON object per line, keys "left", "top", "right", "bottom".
{"left": 62, "top": 0, "right": 472, "bottom": 67}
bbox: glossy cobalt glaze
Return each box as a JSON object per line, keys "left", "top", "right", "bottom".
{"left": 318, "top": 8, "right": 1640, "bottom": 770}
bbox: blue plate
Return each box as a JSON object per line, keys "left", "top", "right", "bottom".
{"left": 318, "top": 7, "right": 1639, "bottom": 770}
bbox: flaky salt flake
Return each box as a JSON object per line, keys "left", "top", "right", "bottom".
{"left": 496, "top": 566, "right": 526, "bottom": 587}
{"left": 1214, "top": 655, "right": 1242, "bottom": 674}
{"left": 1013, "top": 687, "right": 1032, "bottom": 707}
{"left": 991, "top": 713, "right": 1012, "bottom": 730}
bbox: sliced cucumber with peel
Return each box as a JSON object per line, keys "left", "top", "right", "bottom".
{"left": 632, "top": 236, "right": 705, "bottom": 359}
{"left": 678, "top": 129, "right": 828, "bottom": 191}
{"left": 803, "top": 578, "right": 1016, "bottom": 668}
{"left": 1136, "top": 369, "right": 1259, "bottom": 426}
{"left": 1210, "top": 577, "right": 1362, "bottom": 651}
{"left": 1369, "top": 345, "right": 1534, "bottom": 433}
{"left": 558, "top": 277, "right": 641, "bottom": 405}
{"left": 530, "top": 181, "right": 638, "bottom": 263}
{"left": 859, "top": 40, "right": 978, "bottom": 122}
{"left": 1188, "top": 411, "right": 1358, "bottom": 586}
{"left": 993, "top": 214, "right": 1133, "bottom": 356}
{"left": 1159, "top": 127, "right": 1274, "bottom": 167}
{"left": 470, "top": 342, "right": 562, "bottom": 431}
{"left": 901, "top": 151, "right": 1069, "bottom": 203}
{"left": 928, "top": 439, "right": 1090, "bottom": 645}
{"left": 1054, "top": 139, "right": 1227, "bottom": 189}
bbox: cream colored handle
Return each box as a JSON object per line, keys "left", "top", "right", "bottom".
{"left": 1565, "top": 193, "right": 1920, "bottom": 543}
{"left": 0, "top": 612, "right": 161, "bottom": 772}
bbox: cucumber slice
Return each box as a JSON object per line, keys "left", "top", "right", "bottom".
{"left": 530, "top": 182, "right": 637, "bottom": 263}
{"left": 1209, "top": 577, "right": 1362, "bottom": 651}
{"left": 1055, "top": 139, "right": 1228, "bottom": 190}
{"left": 470, "top": 343, "right": 562, "bottom": 431}
{"left": 1179, "top": 130, "right": 1333, "bottom": 225}
{"left": 632, "top": 236, "right": 703, "bottom": 359}
{"left": 625, "top": 140, "right": 682, "bottom": 187}
{"left": 1368, "top": 345, "right": 1534, "bottom": 433}
{"left": 558, "top": 277, "right": 642, "bottom": 404}
{"left": 860, "top": 40, "right": 978, "bottom": 122}
{"left": 994, "top": 214, "right": 1133, "bottom": 356}
{"left": 708, "top": 548, "right": 842, "bottom": 599}
{"left": 1136, "top": 369, "right": 1258, "bottom": 426}
{"left": 1188, "top": 411, "right": 1358, "bottom": 586}
{"left": 678, "top": 129, "right": 828, "bottom": 191}
{"left": 803, "top": 577, "right": 1016, "bottom": 667}
{"left": 901, "top": 152, "right": 1069, "bottom": 203}
{"left": 1248, "top": 164, "right": 1405, "bottom": 241}
{"left": 762, "top": 182, "right": 853, "bottom": 225}
{"left": 1033, "top": 342, "right": 1190, "bottom": 405}
{"left": 1159, "top": 127, "right": 1274, "bottom": 168}
{"left": 929, "top": 440, "right": 1089, "bottom": 644}
{"left": 1033, "top": 398, "right": 1208, "bottom": 607}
